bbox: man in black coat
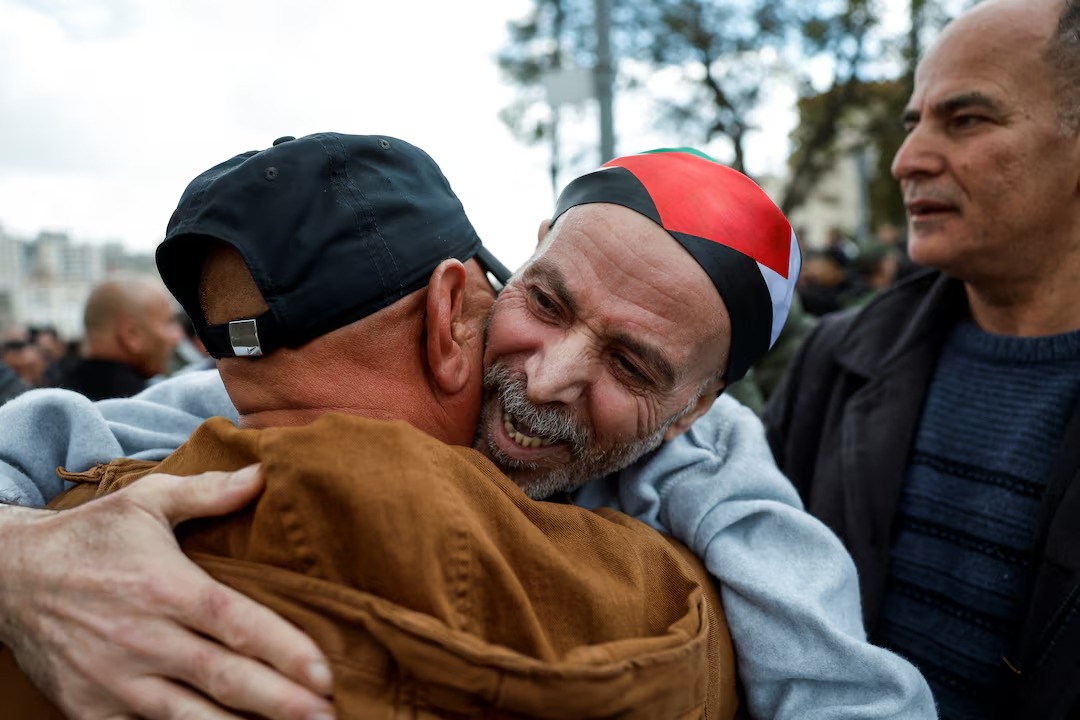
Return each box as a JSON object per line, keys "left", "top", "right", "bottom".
{"left": 57, "top": 279, "right": 184, "bottom": 400}
{"left": 765, "top": 0, "right": 1080, "bottom": 717}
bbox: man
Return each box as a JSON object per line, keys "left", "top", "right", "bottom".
{"left": 1, "top": 327, "right": 47, "bottom": 390}
{"left": 0, "top": 141, "right": 934, "bottom": 719}
{"left": 0, "top": 358, "right": 29, "bottom": 405}
{"left": 765, "top": 0, "right": 1080, "bottom": 717}
{"left": 1, "top": 132, "right": 737, "bottom": 719}
{"left": 57, "top": 279, "right": 183, "bottom": 399}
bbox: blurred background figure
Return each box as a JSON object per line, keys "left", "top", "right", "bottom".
{"left": 27, "top": 325, "right": 78, "bottom": 386}
{"left": 797, "top": 248, "right": 857, "bottom": 316}
{"left": 168, "top": 311, "right": 215, "bottom": 375}
{"left": 55, "top": 279, "right": 183, "bottom": 400}
{"left": 844, "top": 246, "right": 900, "bottom": 308}
{"left": 873, "top": 222, "right": 920, "bottom": 282}
{"left": 824, "top": 226, "right": 859, "bottom": 267}
{"left": 27, "top": 326, "right": 65, "bottom": 366}
{"left": 0, "top": 327, "right": 47, "bottom": 389}
{"left": 0, "top": 358, "right": 28, "bottom": 405}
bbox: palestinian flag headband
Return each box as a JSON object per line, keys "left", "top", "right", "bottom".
{"left": 552, "top": 148, "right": 801, "bottom": 384}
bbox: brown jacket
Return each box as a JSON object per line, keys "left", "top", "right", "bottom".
{"left": 2, "top": 414, "right": 738, "bottom": 719}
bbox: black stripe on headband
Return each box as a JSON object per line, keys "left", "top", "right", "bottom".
{"left": 552, "top": 165, "right": 770, "bottom": 383}
{"left": 670, "top": 232, "right": 772, "bottom": 383}
{"left": 553, "top": 167, "right": 661, "bottom": 227}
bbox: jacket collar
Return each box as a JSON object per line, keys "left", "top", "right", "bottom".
{"left": 833, "top": 269, "right": 969, "bottom": 379}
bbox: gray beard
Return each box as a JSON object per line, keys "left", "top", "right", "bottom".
{"left": 474, "top": 363, "right": 694, "bottom": 499}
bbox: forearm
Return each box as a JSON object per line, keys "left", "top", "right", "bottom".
{"left": 0, "top": 469, "right": 334, "bottom": 720}
{"left": 0, "top": 370, "right": 235, "bottom": 508}
{"left": 0, "top": 504, "right": 57, "bottom": 651}
{"left": 0, "top": 391, "right": 127, "bottom": 506}
{"left": 596, "top": 396, "right": 937, "bottom": 719}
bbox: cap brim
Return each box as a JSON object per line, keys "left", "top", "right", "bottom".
{"left": 475, "top": 245, "right": 512, "bottom": 290}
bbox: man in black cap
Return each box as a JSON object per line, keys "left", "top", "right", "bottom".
{"left": 0, "top": 132, "right": 738, "bottom": 720}
{"left": 0, "top": 135, "right": 933, "bottom": 720}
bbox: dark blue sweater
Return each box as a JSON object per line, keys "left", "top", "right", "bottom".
{"left": 873, "top": 320, "right": 1080, "bottom": 719}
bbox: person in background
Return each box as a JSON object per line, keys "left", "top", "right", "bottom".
{"left": 56, "top": 278, "right": 184, "bottom": 400}
{"left": 28, "top": 325, "right": 76, "bottom": 386}
{"left": 1, "top": 334, "right": 46, "bottom": 390}
{"left": 169, "top": 311, "right": 215, "bottom": 374}
{"left": 766, "top": 0, "right": 1080, "bottom": 716}
{"left": 873, "top": 221, "right": 921, "bottom": 281}
{"left": 0, "top": 358, "right": 29, "bottom": 406}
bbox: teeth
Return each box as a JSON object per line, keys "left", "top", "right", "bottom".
{"left": 503, "top": 412, "right": 553, "bottom": 448}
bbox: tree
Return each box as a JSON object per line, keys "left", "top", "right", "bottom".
{"left": 780, "top": 0, "right": 883, "bottom": 214}
{"left": 496, "top": 0, "right": 885, "bottom": 185}
{"left": 498, "top": 0, "right": 803, "bottom": 177}
{"left": 497, "top": 0, "right": 968, "bottom": 217}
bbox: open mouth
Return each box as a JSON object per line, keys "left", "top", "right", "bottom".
{"left": 502, "top": 408, "right": 556, "bottom": 448}
{"left": 906, "top": 199, "right": 958, "bottom": 218}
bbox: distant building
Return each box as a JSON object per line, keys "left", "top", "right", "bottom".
{"left": 0, "top": 225, "right": 161, "bottom": 340}
{"left": 772, "top": 80, "right": 908, "bottom": 251}
{"left": 784, "top": 126, "right": 875, "bottom": 251}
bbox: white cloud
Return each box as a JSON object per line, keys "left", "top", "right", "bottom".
{"left": 0, "top": 0, "right": 807, "bottom": 273}
{"left": 0, "top": 0, "right": 551, "bottom": 270}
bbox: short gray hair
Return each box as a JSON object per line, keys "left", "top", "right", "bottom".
{"left": 1045, "top": 0, "right": 1080, "bottom": 130}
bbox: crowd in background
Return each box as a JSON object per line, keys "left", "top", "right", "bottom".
{"left": 0, "top": 279, "right": 210, "bottom": 406}
{"left": 0, "top": 229, "right": 920, "bottom": 414}
{"left": 796, "top": 222, "right": 921, "bottom": 318}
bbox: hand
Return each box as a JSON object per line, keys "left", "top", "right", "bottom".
{"left": 0, "top": 465, "right": 335, "bottom": 720}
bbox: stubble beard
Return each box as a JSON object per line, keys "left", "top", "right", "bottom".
{"left": 474, "top": 363, "right": 683, "bottom": 500}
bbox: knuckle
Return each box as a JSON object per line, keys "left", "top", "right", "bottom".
{"left": 196, "top": 653, "right": 244, "bottom": 705}
{"left": 195, "top": 585, "right": 240, "bottom": 635}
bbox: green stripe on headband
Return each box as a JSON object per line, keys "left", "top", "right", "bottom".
{"left": 638, "top": 147, "right": 719, "bottom": 163}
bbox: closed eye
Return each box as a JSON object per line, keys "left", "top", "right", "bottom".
{"left": 612, "top": 352, "right": 650, "bottom": 386}
{"left": 528, "top": 287, "right": 562, "bottom": 320}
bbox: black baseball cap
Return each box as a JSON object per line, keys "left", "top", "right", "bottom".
{"left": 157, "top": 132, "right": 511, "bottom": 359}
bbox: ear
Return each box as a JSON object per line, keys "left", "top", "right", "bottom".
{"left": 663, "top": 378, "right": 726, "bottom": 442}
{"left": 536, "top": 218, "right": 552, "bottom": 247}
{"left": 425, "top": 259, "right": 471, "bottom": 394}
{"left": 115, "top": 313, "right": 144, "bottom": 355}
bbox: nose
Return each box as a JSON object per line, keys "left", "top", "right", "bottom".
{"left": 523, "top": 332, "right": 593, "bottom": 406}
{"left": 891, "top": 123, "right": 944, "bottom": 182}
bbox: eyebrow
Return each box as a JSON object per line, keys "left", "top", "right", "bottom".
{"left": 523, "top": 260, "right": 678, "bottom": 390}
{"left": 901, "top": 91, "right": 1004, "bottom": 125}
{"left": 524, "top": 260, "right": 579, "bottom": 317}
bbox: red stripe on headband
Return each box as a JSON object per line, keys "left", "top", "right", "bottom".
{"left": 605, "top": 153, "right": 791, "bottom": 278}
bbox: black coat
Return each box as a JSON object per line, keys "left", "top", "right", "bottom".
{"left": 764, "top": 270, "right": 1080, "bottom": 719}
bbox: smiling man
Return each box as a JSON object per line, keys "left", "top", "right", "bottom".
{"left": 478, "top": 205, "right": 728, "bottom": 499}
{"left": 0, "top": 132, "right": 741, "bottom": 720}
{"left": 765, "top": 0, "right": 1080, "bottom": 717}
{"left": 477, "top": 152, "right": 794, "bottom": 501}
{"left": 0, "top": 146, "right": 935, "bottom": 720}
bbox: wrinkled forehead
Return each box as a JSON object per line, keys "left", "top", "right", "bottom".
{"left": 523, "top": 209, "right": 730, "bottom": 373}
{"left": 919, "top": 0, "right": 1056, "bottom": 84}
{"left": 541, "top": 203, "right": 720, "bottom": 311}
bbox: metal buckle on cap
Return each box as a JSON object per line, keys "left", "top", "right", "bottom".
{"left": 229, "top": 319, "right": 263, "bottom": 357}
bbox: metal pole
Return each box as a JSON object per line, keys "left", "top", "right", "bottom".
{"left": 550, "top": 107, "right": 561, "bottom": 199}
{"left": 594, "top": 0, "right": 616, "bottom": 163}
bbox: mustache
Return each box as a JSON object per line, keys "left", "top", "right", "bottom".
{"left": 483, "top": 364, "right": 589, "bottom": 454}
{"left": 903, "top": 185, "right": 956, "bottom": 206}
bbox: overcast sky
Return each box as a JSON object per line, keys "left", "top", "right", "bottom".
{"left": 0, "top": 0, "right": 810, "bottom": 272}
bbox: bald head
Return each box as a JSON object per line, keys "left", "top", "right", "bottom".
{"left": 196, "top": 239, "right": 495, "bottom": 444}
{"left": 84, "top": 280, "right": 165, "bottom": 334}
{"left": 83, "top": 279, "right": 182, "bottom": 377}
{"left": 932, "top": 0, "right": 1079, "bottom": 130}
